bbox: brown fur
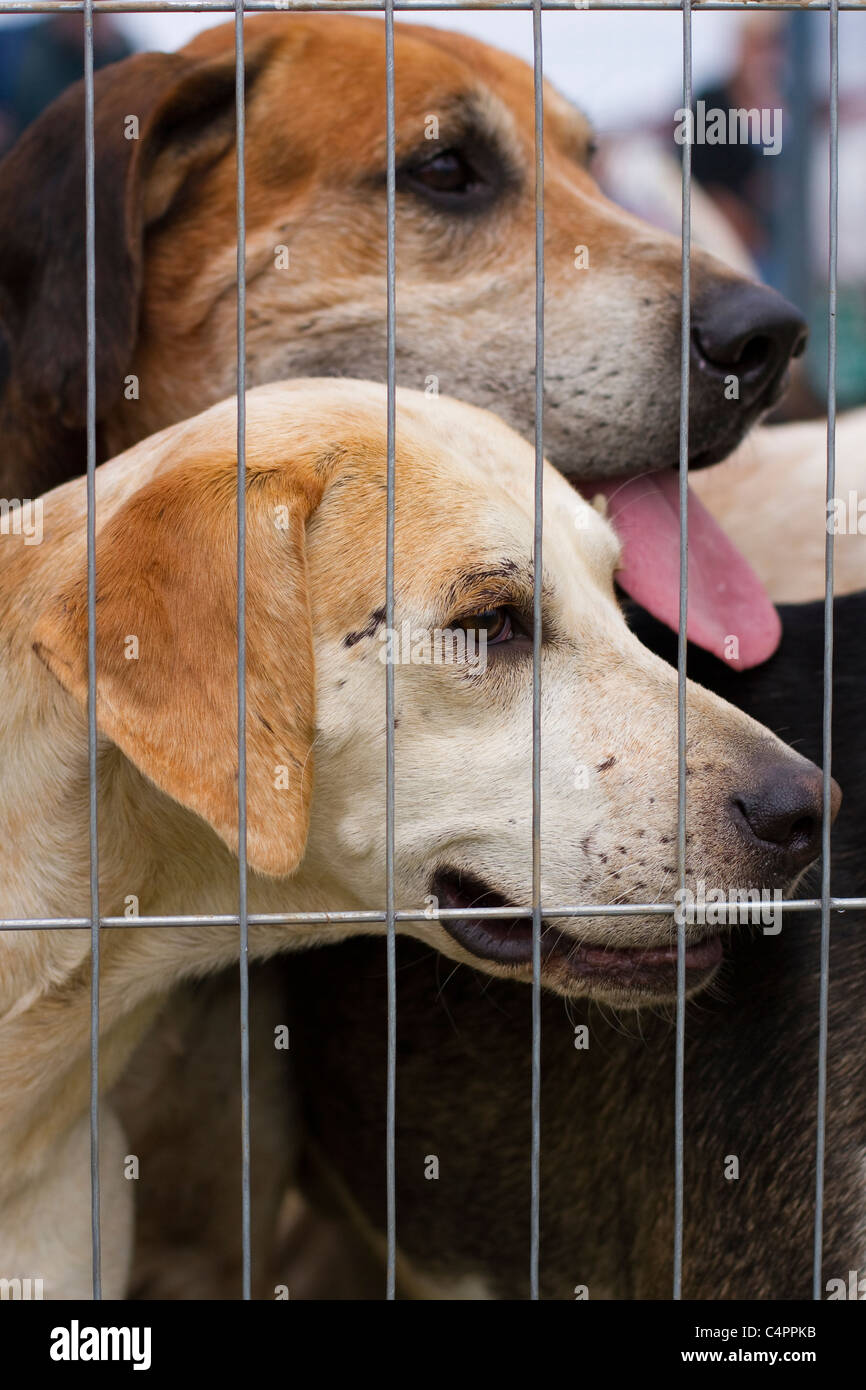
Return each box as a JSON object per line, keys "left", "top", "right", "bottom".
{"left": 0, "top": 14, "right": 787, "bottom": 500}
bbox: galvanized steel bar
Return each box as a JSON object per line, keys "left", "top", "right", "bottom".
{"left": 83, "top": 0, "right": 102, "bottom": 1304}
{"left": 673, "top": 0, "right": 692, "bottom": 1305}
{"left": 530, "top": 0, "right": 545, "bottom": 1305}
{"left": 234, "top": 0, "right": 253, "bottom": 1302}
{"left": 1, "top": 896, "right": 863, "bottom": 934}
{"left": 813, "top": 0, "right": 839, "bottom": 1304}
{"left": 1, "top": 2, "right": 859, "bottom": 13}
{"left": 384, "top": 0, "right": 399, "bottom": 1304}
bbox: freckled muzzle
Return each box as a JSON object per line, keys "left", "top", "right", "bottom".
{"left": 430, "top": 742, "right": 839, "bottom": 1003}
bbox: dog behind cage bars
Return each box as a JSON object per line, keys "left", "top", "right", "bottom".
{"left": 0, "top": 375, "right": 838, "bottom": 1296}
{"left": 0, "top": 2, "right": 860, "bottom": 1304}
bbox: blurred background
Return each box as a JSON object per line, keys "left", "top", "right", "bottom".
{"left": 0, "top": 3, "right": 863, "bottom": 418}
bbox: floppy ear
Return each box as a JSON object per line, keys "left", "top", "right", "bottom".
{"left": 0, "top": 34, "right": 275, "bottom": 497}
{"left": 32, "top": 455, "right": 322, "bottom": 878}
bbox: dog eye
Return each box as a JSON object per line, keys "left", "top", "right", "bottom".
{"left": 401, "top": 148, "right": 487, "bottom": 202}
{"left": 476, "top": 608, "right": 511, "bottom": 644}
{"left": 412, "top": 149, "right": 476, "bottom": 193}
{"left": 459, "top": 607, "right": 524, "bottom": 646}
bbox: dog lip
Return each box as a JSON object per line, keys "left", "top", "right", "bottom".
{"left": 563, "top": 436, "right": 746, "bottom": 481}
{"left": 430, "top": 868, "right": 723, "bottom": 987}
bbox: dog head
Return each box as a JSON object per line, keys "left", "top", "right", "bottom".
{"left": 0, "top": 15, "right": 804, "bottom": 668}
{"left": 31, "top": 380, "right": 836, "bottom": 1004}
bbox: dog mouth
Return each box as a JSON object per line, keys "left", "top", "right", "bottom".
{"left": 431, "top": 868, "right": 722, "bottom": 1000}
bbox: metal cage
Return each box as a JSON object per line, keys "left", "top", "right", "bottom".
{"left": 0, "top": 0, "right": 850, "bottom": 1302}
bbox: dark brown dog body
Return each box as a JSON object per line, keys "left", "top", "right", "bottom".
{"left": 283, "top": 925, "right": 864, "bottom": 1299}
{"left": 277, "top": 596, "right": 866, "bottom": 1300}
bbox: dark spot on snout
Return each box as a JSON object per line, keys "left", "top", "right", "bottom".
{"left": 344, "top": 605, "right": 386, "bottom": 648}
{"left": 596, "top": 755, "right": 616, "bottom": 772}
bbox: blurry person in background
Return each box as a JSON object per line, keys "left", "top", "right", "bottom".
{"left": 0, "top": 13, "right": 131, "bottom": 156}
{"left": 682, "top": 12, "right": 820, "bottom": 417}
{"left": 688, "top": 14, "right": 786, "bottom": 277}
{"left": 679, "top": 10, "right": 866, "bottom": 416}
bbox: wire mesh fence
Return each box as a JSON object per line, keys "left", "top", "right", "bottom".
{"left": 0, "top": 0, "right": 846, "bottom": 1303}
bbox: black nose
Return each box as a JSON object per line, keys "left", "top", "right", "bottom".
{"left": 692, "top": 283, "right": 807, "bottom": 411}
{"left": 730, "top": 758, "right": 841, "bottom": 871}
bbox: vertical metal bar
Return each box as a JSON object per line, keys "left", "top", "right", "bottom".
{"left": 813, "top": 0, "right": 838, "bottom": 1303}
{"left": 673, "top": 0, "right": 692, "bottom": 1304}
{"left": 83, "top": 0, "right": 102, "bottom": 1303}
{"left": 384, "top": 0, "right": 398, "bottom": 1303}
{"left": 530, "top": 0, "right": 544, "bottom": 1304}
{"left": 234, "top": 0, "right": 252, "bottom": 1303}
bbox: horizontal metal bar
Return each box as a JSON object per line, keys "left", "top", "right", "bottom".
{"left": 0, "top": 2, "right": 861, "bottom": 13}
{"left": 1, "top": 898, "right": 864, "bottom": 930}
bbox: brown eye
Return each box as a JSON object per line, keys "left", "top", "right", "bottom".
{"left": 463, "top": 608, "right": 513, "bottom": 645}
{"left": 399, "top": 146, "right": 494, "bottom": 206}
{"left": 410, "top": 149, "right": 479, "bottom": 195}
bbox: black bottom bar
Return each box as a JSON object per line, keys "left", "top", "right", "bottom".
{"left": 9, "top": 1297, "right": 860, "bottom": 1376}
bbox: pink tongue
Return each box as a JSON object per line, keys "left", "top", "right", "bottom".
{"left": 585, "top": 470, "right": 781, "bottom": 670}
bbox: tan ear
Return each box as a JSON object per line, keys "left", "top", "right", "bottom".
{"left": 33, "top": 454, "right": 322, "bottom": 878}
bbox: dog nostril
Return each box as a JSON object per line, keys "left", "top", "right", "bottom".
{"left": 733, "top": 334, "right": 772, "bottom": 376}
{"left": 789, "top": 814, "right": 817, "bottom": 842}
{"left": 732, "top": 794, "right": 818, "bottom": 863}
{"left": 730, "top": 764, "right": 840, "bottom": 868}
{"left": 692, "top": 282, "right": 808, "bottom": 403}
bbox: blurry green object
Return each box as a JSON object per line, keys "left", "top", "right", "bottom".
{"left": 807, "top": 286, "right": 866, "bottom": 410}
